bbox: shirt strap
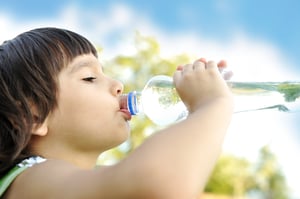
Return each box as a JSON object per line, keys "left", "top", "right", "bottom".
{"left": 0, "top": 156, "right": 46, "bottom": 197}
{"left": 0, "top": 165, "right": 27, "bottom": 196}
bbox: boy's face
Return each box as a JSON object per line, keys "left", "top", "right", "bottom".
{"left": 46, "top": 54, "right": 131, "bottom": 155}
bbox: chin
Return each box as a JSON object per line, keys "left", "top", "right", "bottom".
{"left": 114, "top": 129, "right": 131, "bottom": 146}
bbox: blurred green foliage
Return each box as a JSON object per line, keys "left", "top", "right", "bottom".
{"left": 205, "top": 154, "right": 255, "bottom": 195}
{"left": 277, "top": 82, "right": 300, "bottom": 102}
{"left": 205, "top": 146, "right": 288, "bottom": 198}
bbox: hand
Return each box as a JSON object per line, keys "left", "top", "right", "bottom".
{"left": 173, "top": 58, "right": 233, "bottom": 112}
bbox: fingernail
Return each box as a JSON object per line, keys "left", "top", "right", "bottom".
{"left": 198, "top": 58, "right": 206, "bottom": 63}
{"left": 176, "top": 65, "right": 183, "bottom": 71}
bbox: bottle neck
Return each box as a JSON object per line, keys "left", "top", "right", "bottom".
{"left": 123, "top": 91, "right": 142, "bottom": 115}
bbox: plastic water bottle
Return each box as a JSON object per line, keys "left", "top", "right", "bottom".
{"left": 121, "top": 75, "right": 187, "bottom": 126}
{"left": 120, "top": 75, "right": 300, "bottom": 126}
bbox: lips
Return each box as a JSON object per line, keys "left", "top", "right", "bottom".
{"left": 119, "top": 94, "right": 132, "bottom": 121}
{"left": 120, "top": 108, "right": 132, "bottom": 121}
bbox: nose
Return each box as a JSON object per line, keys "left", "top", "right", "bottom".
{"left": 111, "top": 79, "right": 124, "bottom": 96}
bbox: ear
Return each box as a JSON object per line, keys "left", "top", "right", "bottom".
{"left": 32, "top": 117, "right": 49, "bottom": 136}
{"left": 29, "top": 102, "right": 49, "bottom": 137}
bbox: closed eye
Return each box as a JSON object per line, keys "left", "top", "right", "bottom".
{"left": 82, "top": 77, "right": 97, "bottom": 82}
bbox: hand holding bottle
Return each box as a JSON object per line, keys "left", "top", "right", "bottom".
{"left": 173, "top": 58, "right": 233, "bottom": 113}
{"left": 121, "top": 58, "right": 234, "bottom": 125}
{"left": 122, "top": 57, "right": 299, "bottom": 126}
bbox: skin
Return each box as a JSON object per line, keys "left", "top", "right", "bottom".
{"left": 30, "top": 54, "right": 130, "bottom": 168}
{"left": 4, "top": 54, "right": 234, "bottom": 199}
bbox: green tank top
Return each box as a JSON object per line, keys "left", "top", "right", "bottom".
{"left": 0, "top": 156, "right": 46, "bottom": 197}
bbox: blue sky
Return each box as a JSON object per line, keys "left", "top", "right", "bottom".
{"left": 1, "top": 0, "right": 300, "bottom": 197}
{"left": 1, "top": 0, "right": 300, "bottom": 72}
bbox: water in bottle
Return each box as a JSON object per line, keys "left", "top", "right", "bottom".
{"left": 120, "top": 75, "right": 300, "bottom": 126}
{"left": 122, "top": 75, "right": 187, "bottom": 126}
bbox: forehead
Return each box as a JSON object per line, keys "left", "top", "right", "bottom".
{"left": 67, "top": 54, "right": 101, "bottom": 73}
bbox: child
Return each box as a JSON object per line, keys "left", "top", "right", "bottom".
{"left": 0, "top": 27, "right": 233, "bottom": 199}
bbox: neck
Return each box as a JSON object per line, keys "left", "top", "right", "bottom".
{"left": 30, "top": 136, "right": 103, "bottom": 169}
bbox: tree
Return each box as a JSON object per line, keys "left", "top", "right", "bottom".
{"left": 204, "top": 154, "right": 255, "bottom": 196}
{"left": 251, "top": 146, "right": 289, "bottom": 199}
{"left": 205, "top": 146, "right": 289, "bottom": 199}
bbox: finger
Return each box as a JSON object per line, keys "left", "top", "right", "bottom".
{"left": 181, "top": 63, "right": 193, "bottom": 74}
{"left": 176, "top": 65, "right": 183, "bottom": 71}
{"left": 193, "top": 60, "right": 206, "bottom": 71}
{"left": 217, "top": 60, "right": 227, "bottom": 73}
{"left": 217, "top": 60, "right": 227, "bottom": 68}
{"left": 173, "top": 70, "right": 182, "bottom": 86}
{"left": 206, "top": 60, "right": 217, "bottom": 70}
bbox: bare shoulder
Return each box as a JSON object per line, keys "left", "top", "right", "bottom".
{"left": 4, "top": 159, "right": 115, "bottom": 199}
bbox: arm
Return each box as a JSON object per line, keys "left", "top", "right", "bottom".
{"left": 110, "top": 59, "right": 234, "bottom": 198}
{"left": 6, "top": 59, "right": 233, "bottom": 199}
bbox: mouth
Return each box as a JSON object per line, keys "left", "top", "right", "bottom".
{"left": 119, "top": 95, "right": 131, "bottom": 121}
{"left": 120, "top": 108, "right": 132, "bottom": 121}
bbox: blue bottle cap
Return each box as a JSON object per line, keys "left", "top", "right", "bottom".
{"left": 127, "top": 91, "right": 138, "bottom": 115}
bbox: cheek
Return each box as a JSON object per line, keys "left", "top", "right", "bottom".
{"left": 55, "top": 83, "right": 117, "bottom": 129}
{"left": 61, "top": 95, "right": 114, "bottom": 127}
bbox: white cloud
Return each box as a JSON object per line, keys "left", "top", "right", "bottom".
{"left": 2, "top": 3, "right": 298, "bottom": 82}
{"left": 144, "top": 31, "right": 299, "bottom": 81}
{"left": 0, "top": 14, "right": 21, "bottom": 41}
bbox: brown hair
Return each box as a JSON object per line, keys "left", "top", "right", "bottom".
{"left": 0, "top": 27, "right": 97, "bottom": 176}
